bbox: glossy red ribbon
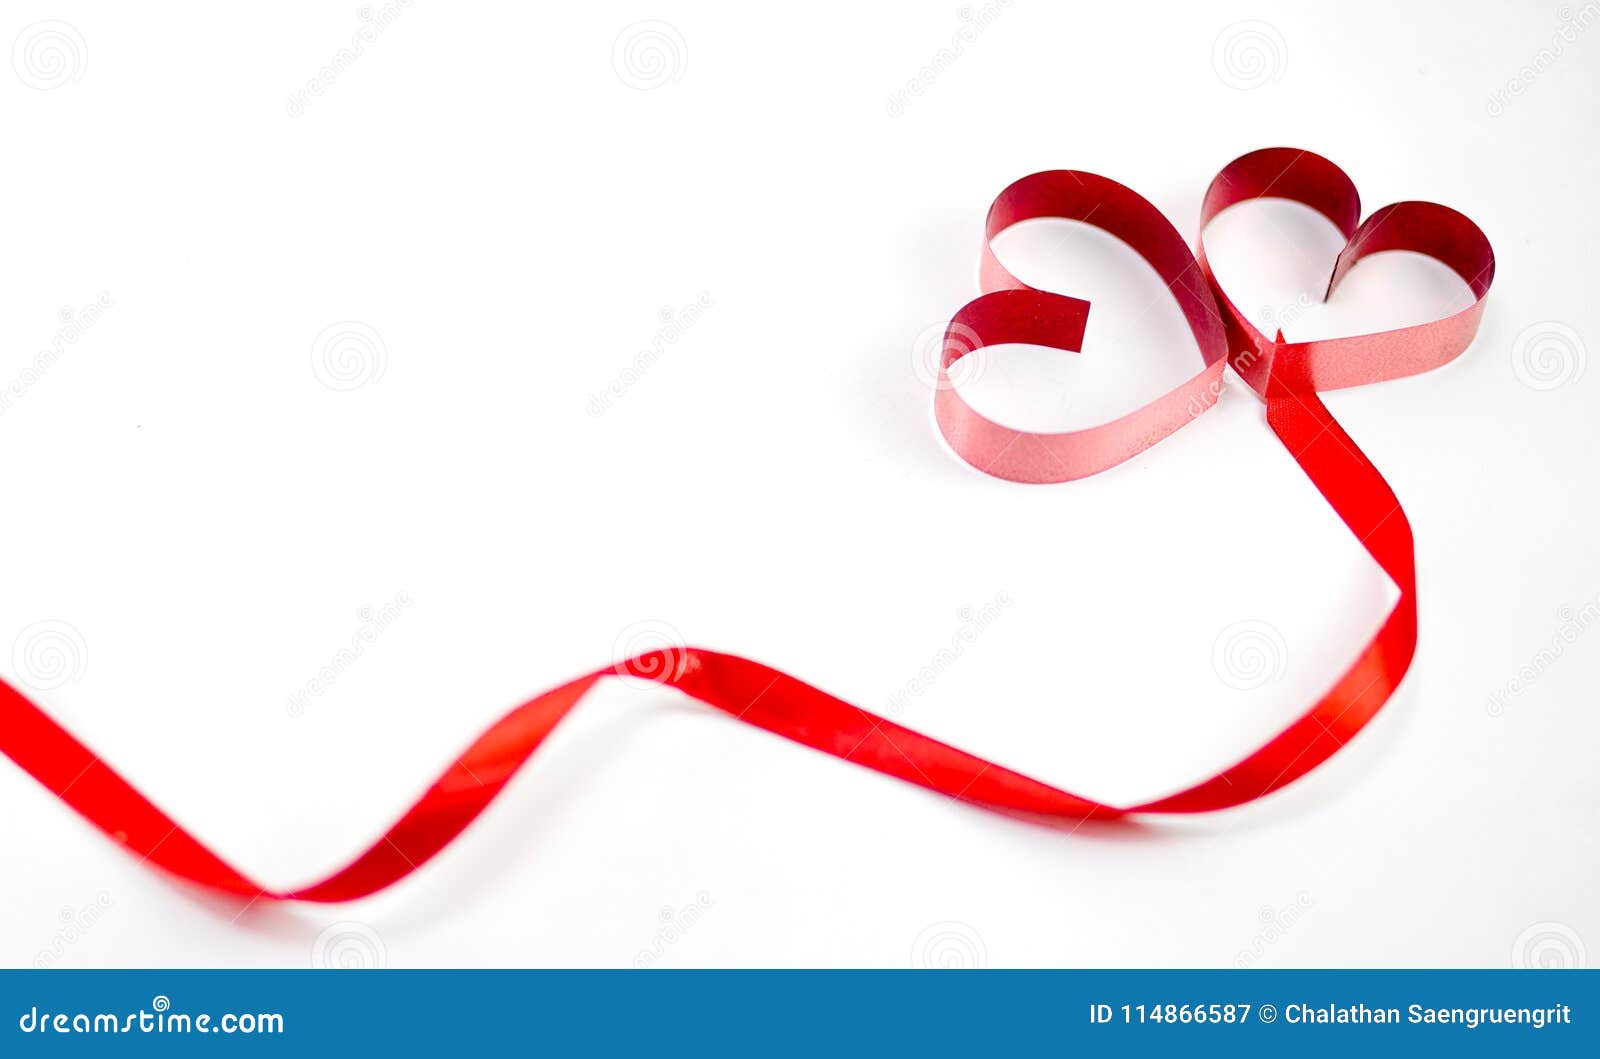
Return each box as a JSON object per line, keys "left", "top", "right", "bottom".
{"left": 0, "top": 148, "right": 1494, "bottom": 902}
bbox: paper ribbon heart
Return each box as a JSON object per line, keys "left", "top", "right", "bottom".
{"left": 1198, "top": 147, "right": 1495, "bottom": 397}
{"left": 934, "top": 169, "right": 1229, "bottom": 483}
{"left": 0, "top": 148, "right": 1494, "bottom": 902}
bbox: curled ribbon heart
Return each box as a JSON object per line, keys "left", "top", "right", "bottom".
{"left": 0, "top": 148, "right": 1494, "bottom": 902}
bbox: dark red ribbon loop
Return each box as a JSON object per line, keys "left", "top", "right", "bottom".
{"left": 1197, "top": 147, "right": 1495, "bottom": 396}
{"left": 939, "top": 170, "right": 1229, "bottom": 483}
{"left": 0, "top": 148, "right": 1494, "bottom": 902}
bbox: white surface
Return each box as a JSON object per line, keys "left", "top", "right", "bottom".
{"left": 1, "top": 0, "right": 1595, "bottom": 968}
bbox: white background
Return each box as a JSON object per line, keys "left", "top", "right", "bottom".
{"left": 1, "top": 0, "right": 1595, "bottom": 968}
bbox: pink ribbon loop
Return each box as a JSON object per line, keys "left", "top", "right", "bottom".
{"left": 938, "top": 170, "right": 1229, "bottom": 483}
{"left": 1197, "top": 147, "right": 1496, "bottom": 396}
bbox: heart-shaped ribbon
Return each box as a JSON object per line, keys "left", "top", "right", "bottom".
{"left": 0, "top": 148, "right": 1494, "bottom": 902}
{"left": 1202, "top": 147, "right": 1494, "bottom": 396}
{"left": 937, "top": 147, "right": 1495, "bottom": 481}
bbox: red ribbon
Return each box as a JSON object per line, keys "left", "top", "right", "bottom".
{"left": 0, "top": 148, "right": 1495, "bottom": 902}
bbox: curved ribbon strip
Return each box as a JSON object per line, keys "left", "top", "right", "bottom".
{"left": 1197, "top": 147, "right": 1496, "bottom": 396}
{"left": 0, "top": 148, "right": 1494, "bottom": 902}
{"left": 935, "top": 171, "right": 1228, "bottom": 483}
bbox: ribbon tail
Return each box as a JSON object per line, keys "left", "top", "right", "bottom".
{"left": 1132, "top": 390, "right": 1416, "bottom": 812}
